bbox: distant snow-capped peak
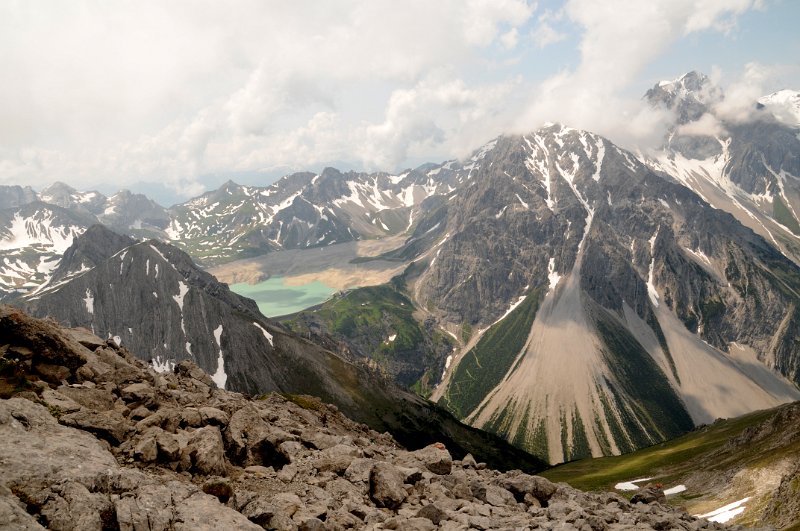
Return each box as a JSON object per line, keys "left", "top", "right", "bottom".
{"left": 759, "top": 89, "right": 800, "bottom": 127}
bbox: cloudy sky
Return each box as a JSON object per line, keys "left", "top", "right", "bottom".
{"left": 1, "top": 0, "right": 798, "bottom": 205}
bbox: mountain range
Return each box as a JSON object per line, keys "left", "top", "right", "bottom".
{"left": 2, "top": 72, "right": 800, "bottom": 468}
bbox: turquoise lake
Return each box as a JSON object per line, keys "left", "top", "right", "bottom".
{"left": 229, "top": 276, "right": 337, "bottom": 317}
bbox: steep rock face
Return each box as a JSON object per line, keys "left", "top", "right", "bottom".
{"left": 39, "top": 182, "right": 107, "bottom": 214}
{"left": 99, "top": 189, "right": 171, "bottom": 236}
{"left": 0, "top": 185, "right": 38, "bottom": 210}
{"left": 17, "top": 226, "right": 546, "bottom": 472}
{"left": 0, "top": 307, "right": 735, "bottom": 531}
{"left": 392, "top": 125, "right": 800, "bottom": 464}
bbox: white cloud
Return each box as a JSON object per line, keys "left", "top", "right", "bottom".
{"left": 0, "top": 0, "right": 792, "bottom": 198}
{"left": 676, "top": 112, "right": 728, "bottom": 137}
{"left": 713, "top": 62, "right": 776, "bottom": 123}
{"left": 532, "top": 22, "right": 567, "bottom": 48}
{"left": 359, "top": 73, "right": 521, "bottom": 169}
{"left": 0, "top": 0, "right": 535, "bottom": 196}
{"left": 501, "top": 28, "right": 521, "bottom": 50}
{"left": 513, "top": 0, "right": 764, "bottom": 148}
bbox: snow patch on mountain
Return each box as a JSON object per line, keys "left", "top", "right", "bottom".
{"left": 253, "top": 322, "right": 274, "bottom": 346}
{"left": 547, "top": 258, "right": 561, "bottom": 292}
{"left": 83, "top": 289, "right": 94, "bottom": 315}
{"left": 211, "top": 324, "right": 227, "bottom": 389}
{"left": 647, "top": 230, "right": 660, "bottom": 308}
{"left": 759, "top": 90, "right": 800, "bottom": 127}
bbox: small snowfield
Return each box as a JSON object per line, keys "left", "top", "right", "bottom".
{"left": 614, "top": 477, "right": 746, "bottom": 524}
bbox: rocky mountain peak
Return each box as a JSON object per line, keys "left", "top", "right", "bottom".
{"left": 41, "top": 180, "right": 77, "bottom": 196}
{"left": 0, "top": 184, "right": 38, "bottom": 210}
{"left": 646, "top": 71, "right": 721, "bottom": 124}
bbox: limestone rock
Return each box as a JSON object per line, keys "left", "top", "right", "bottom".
{"left": 40, "top": 389, "right": 82, "bottom": 414}
{"left": 0, "top": 398, "right": 119, "bottom": 489}
{"left": 0, "top": 488, "right": 45, "bottom": 530}
{"left": 370, "top": 462, "right": 407, "bottom": 509}
{"left": 188, "top": 425, "right": 226, "bottom": 476}
{"left": 120, "top": 382, "right": 154, "bottom": 404}
{"left": 59, "top": 409, "right": 131, "bottom": 445}
{"left": 631, "top": 486, "right": 667, "bottom": 505}
{"left": 198, "top": 406, "right": 229, "bottom": 427}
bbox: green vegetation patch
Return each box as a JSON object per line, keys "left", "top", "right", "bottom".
{"left": 439, "top": 286, "right": 544, "bottom": 419}
{"left": 569, "top": 409, "right": 592, "bottom": 462}
{"left": 284, "top": 284, "right": 451, "bottom": 390}
{"left": 280, "top": 393, "right": 325, "bottom": 411}
{"left": 541, "top": 406, "right": 783, "bottom": 491}
{"left": 592, "top": 304, "right": 694, "bottom": 446}
{"left": 773, "top": 195, "right": 800, "bottom": 235}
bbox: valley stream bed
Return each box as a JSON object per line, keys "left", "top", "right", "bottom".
{"left": 229, "top": 275, "right": 336, "bottom": 317}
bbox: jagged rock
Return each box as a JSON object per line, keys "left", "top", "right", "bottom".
{"left": 344, "top": 457, "right": 378, "bottom": 484}
{"left": 55, "top": 384, "right": 115, "bottom": 411}
{"left": 499, "top": 473, "right": 558, "bottom": 505}
{"left": 115, "top": 481, "right": 261, "bottom": 531}
{"left": 198, "top": 406, "right": 228, "bottom": 427}
{"left": 156, "top": 429, "right": 182, "bottom": 461}
{"left": 0, "top": 486, "right": 45, "bottom": 530}
{"left": 461, "top": 453, "right": 477, "bottom": 468}
{"left": 470, "top": 481, "right": 516, "bottom": 507}
{"left": 278, "top": 440, "right": 306, "bottom": 463}
{"left": 40, "top": 389, "right": 82, "bottom": 414}
{"left": 175, "top": 360, "right": 214, "bottom": 387}
{"left": 128, "top": 405, "right": 151, "bottom": 421}
{"left": 0, "top": 398, "right": 119, "bottom": 488}
{"left": 314, "top": 443, "right": 361, "bottom": 474}
{"left": 180, "top": 407, "right": 203, "bottom": 427}
{"left": 34, "top": 363, "right": 71, "bottom": 384}
{"left": 120, "top": 382, "right": 154, "bottom": 404}
{"left": 631, "top": 486, "right": 667, "bottom": 505}
{"left": 369, "top": 462, "right": 407, "bottom": 509}
{"left": 301, "top": 430, "right": 341, "bottom": 450}
{"left": 63, "top": 328, "right": 106, "bottom": 351}
{"left": 409, "top": 444, "right": 452, "bottom": 475}
{"left": 240, "top": 492, "right": 303, "bottom": 529}
{"left": 224, "top": 405, "right": 273, "bottom": 466}
{"left": 188, "top": 425, "right": 226, "bottom": 476}
{"left": 202, "top": 477, "right": 233, "bottom": 502}
{"left": 416, "top": 503, "right": 447, "bottom": 524}
{"left": 298, "top": 518, "right": 325, "bottom": 531}
{"left": 59, "top": 408, "right": 131, "bottom": 445}
{"left": 39, "top": 481, "right": 115, "bottom": 531}
{"left": 133, "top": 430, "right": 158, "bottom": 462}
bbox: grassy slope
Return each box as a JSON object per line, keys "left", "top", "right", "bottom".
{"left": 283, "top": 285, "right": 451, "bottom": 395}
{"left": 542, "top": 408, "right": 778, "bottom": 490}
{"left": 542, "top": 402, "right": 800, "bottom": 529}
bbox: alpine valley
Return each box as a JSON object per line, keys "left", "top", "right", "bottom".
{"left": 3, "top": 72, "right": 800, "bottom": 482}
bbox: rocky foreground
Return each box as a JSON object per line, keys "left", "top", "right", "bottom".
{"left": 0, "top": 306, "right": 755, "bottom": 530}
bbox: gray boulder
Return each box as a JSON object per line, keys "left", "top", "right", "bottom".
{"left": 370, "top": 462, "right": 408, "bottom": 509}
